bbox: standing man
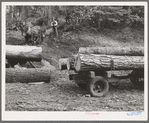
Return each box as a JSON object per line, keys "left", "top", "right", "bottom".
{"left": 51, "top": 17, "right": 58, "bottom": 37}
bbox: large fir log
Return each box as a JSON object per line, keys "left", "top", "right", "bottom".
{"left": 6, "top": 68, "right": 51, "bottom": 83}
{"left": 6, "top": 45, "right": 42, "bottom": 61}
{"left": 75, "top": 54, "right": 144, "bottom": 72}
{"left": 79, "top": 47, "right": 144, "bottom": 56}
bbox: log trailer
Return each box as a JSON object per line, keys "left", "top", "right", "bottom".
{"left": 68, "top": 47, "right": 144, "bottom": 97}
{"left": 69, "top": 68, "right": 144, "bottom": 97}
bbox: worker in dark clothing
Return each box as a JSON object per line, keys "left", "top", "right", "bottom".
{"left": 51, "top": 17, "right": 58, "bottom": 37}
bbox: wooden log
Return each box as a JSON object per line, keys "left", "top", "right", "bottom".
{"left": 6, "top": 45, "right": 42, "bottom": 61}
{"left": 79, "top": 47, "right": 144, "bottom": 56}
{"left": 75, "top": 54, "right": 144, "bottom": 72}
{"left": 59, "top": 58, "right": 68, "bottom": 70}
{"left": 67, "top": 55, "right": 78, "bottom": 70}
{"left": 6, "top": 68, "right": 51, "bottom": 83}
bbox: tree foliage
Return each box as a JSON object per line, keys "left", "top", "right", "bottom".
{"left": 6, "top": 5, "right": 144, "bottom": 31}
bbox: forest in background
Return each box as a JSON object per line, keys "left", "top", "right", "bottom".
{"left": 6, "top": 5, "right": 144, "bottom": 33}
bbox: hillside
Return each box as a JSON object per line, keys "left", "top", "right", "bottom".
{"left": 6, "top": 26, "right": 144, "bottom": 67}
{"left": 5, "top": 27, "right": 144, "bottom": 112}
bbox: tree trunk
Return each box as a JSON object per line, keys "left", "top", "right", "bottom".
{"left": 20, "top": 6, "right": 28, "bottom": 20}
{"left": 6, "top": 67, "right": 50, "bottom": 83}
{"left": 79, "top": 47, "right": 144, "bottom": 56}
{"left": 47, "top": 6, "right": 52, "bottom": 26}
{"left": 75, "top": 54, "right": 144, "bottom": 72}
{"left": 6, "top": 45, "right": 42, "bottom": 61}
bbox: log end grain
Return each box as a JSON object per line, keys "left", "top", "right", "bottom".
{"left": 59, "top": 58, "right": 68, "bottom": 70}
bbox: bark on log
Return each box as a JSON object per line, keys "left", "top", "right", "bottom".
{"left": 6, "top": 68, "right": 51, "bottom": 83}
{"left": 6, "top": 45, "right": 42, "bottom": 61}
{"left": 67, "top": 55, "right": 78, "bottom": 70}
{"left": 75, "top": 54, "right": 144, "bottom": 72}
{"left": 59, "top": 58, "right": 68, "bottom": 70}
{"left": 79, "top": 47, "right": 144, "bottom": 56}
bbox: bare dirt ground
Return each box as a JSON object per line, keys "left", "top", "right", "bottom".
{"left": 5, "top": 28, "right": 144, "bottom": 111}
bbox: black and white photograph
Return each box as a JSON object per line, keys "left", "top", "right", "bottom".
{"left": 2, "top": 2, "right": 148, "bottom": 121}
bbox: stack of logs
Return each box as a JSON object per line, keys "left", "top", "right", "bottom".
{"left": 6, "top": 45, "right": 54, "bottom": 83}
{"left": 59, "top": 46, "right": 144, "bottom": 72}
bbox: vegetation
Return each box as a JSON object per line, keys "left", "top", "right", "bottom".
{"left": 6, "top": 5, "right": 144, "bottom": 31}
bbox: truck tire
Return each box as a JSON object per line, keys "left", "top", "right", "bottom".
{"left": 88, "top": 76, "right": 109, "bottom": 97}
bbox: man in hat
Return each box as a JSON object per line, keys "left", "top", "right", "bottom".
{"left": 51, "top": 17, "right": 58, "bottom": 37}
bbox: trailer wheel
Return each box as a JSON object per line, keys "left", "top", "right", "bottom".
{"left": 88, "top": 76, "right": 109, "bottom": 97}
{"left": 130, "top": 70, "right": 144, "bottom": 87}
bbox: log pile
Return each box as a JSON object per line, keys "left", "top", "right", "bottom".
{"left": 75, "top": 47, "right": 144, "bottom": 72}
{"left": 6, "top": 45, "right": 54, "bottom": 83}
{"left": 59, "top": 46, "right": 144, "bottom": 72}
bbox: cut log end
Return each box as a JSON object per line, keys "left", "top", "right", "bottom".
{"left": 59, "top": 58, "right": 68, "bottom": 70}
{"left": 67, "top": 55, "right": 78, "bottom": 70}
{"left": 75, "top": 54, "right": 81, "bottom": 72}
{"left": 67, "top": 58, "right": 71, "bottom": 70}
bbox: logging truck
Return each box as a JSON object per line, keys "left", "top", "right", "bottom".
{"left": 68, "top": 47, "right": 144, "bottom": 97}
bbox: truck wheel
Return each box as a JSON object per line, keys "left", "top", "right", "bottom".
{"left": 130, "top": 70, "right": 144, "bottom": 87}
{"left": 88, "top": 76, "right": 109, "bottom": 97}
